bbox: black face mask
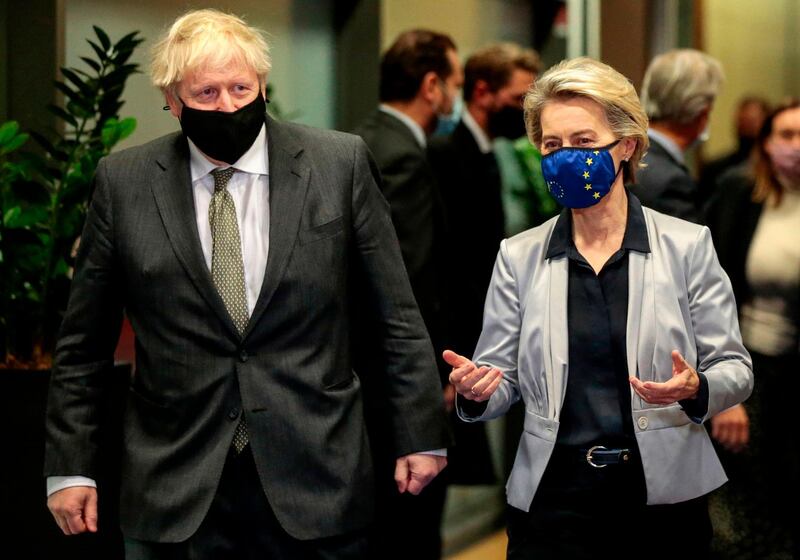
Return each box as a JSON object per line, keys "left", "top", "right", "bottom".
{"left": 488, "top": 105, "right": 526, "bottom": 140}
{"left": 179, "top": 94, "right": 266, "bottom": 164}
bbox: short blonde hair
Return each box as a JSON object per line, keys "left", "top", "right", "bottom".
{"left": 641, "top": 49, "right": 724, "bottom": 124}
{"left": 150, "top": 9, "right": 271, "bottom": 94}
{"left": 524, "top": 57, "right": 649, "bottom": 182}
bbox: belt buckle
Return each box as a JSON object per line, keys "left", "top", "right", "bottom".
{"left": 585, "top": 445, "right": 607, "bottom": 468}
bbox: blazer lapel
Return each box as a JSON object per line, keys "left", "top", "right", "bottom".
{"left": 546, "top": 255, "right": 569, "bottom": 419}
{"left": 244, "top": 117, "right": 310, "bottom": 337}
{"left": 150, "top": 134, "right": 241, "bottom": 339}
{"left": 627, "top": 220, "right": 656, "bottom": 407}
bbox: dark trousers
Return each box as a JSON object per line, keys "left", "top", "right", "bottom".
{"left": 124, "top": 447, "right": 368, "bottom": 560}
{"left": 507, "top": 444, "right": 712, "bottom": 560}
{"left": 368, "top": 470, "right": 448, "bottom": 560}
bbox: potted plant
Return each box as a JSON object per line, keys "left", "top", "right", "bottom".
{"left": 0, "top": 26, "right": 142, "bottom": 559}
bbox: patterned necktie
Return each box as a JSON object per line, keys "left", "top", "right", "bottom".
{"left": 209, "top": 167, "right": 249, "bottom": 453}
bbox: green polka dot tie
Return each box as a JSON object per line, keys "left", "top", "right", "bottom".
{"left": 210, "top": 167, "right": 249, "bottom": 453}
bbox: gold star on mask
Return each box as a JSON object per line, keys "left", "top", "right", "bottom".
{"left": 593, "top": 150, "right": 600, "bottom": 155}
{"left": 583, "top": 171, "right": 590, "bottom": 179}
{"left": 586, "top": 157, "right": 593, "bottom": 165}
{"left": 585, "top": 184, "right": 592, "bottom": 190}
{"left": 593, "top": 192, "right": 601, "bottom": 199}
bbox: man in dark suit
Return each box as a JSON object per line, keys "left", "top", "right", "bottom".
{"left": 44, "top": 9, "right": 448, "bottom": 559}
{"left": 353, "top": 29, "right": 461, "bottom": 560}
{"left": 427, "top": 42, "right": 540, "bottom": 487}
{"left": 630, "top": 49, "right": 724, "bottom": 223}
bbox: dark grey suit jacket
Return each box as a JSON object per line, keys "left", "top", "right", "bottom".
{"left": 44, "top": 116, "right": 449, "bottom": 542}
{"left": 630, "top": 136, "right": 702, "bottom": 223}
{"left": 354, "top": 110, "right": 448, "bottom": 382}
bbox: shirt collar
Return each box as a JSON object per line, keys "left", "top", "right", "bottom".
{"left": 545, "top": 189, "right": 651, "bottom": 259}
{"left": 647, "top": 128, "right": 685, "bottom": 165}
{"left": 461, "top": 109, "right": 493, "bottom": 154}
{"left": 188, "top": 124, "right": 269, "bottom": 181}
{"left": 379, "top": 104, "right": 426, "bottom": 148}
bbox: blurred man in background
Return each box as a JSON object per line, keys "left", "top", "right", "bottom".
{"left": 631, "top": 49, "right": 724, "bottom": 223}
{"left": 354, "top": 29, "right": 462, "bottom": 560}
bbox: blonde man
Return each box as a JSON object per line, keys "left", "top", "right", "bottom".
{"left": 44, "top": 9, "right": 448, "bottom": 558}
{"left": 631, "top": 48, "right": 725, "bottom": 223}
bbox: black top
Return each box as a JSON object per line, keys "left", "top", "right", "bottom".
{"left": 459, "top": 191, "right": 709, "bottom": 428}
{"left": 546, "top": 192, "right": 650, "bottom": 445}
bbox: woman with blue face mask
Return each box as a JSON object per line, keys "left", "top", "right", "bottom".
{"left": 442, "top": 57, "right": 753, "bottom": 559}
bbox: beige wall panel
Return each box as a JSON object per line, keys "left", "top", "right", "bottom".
{"left": 703, "top": 0, "right": 793, "bottom": 158}
{"left": 381, "top": 0, "right": 532, "bottom": 58}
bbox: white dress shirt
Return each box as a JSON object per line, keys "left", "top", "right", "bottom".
{"left": 461, "top": 109, "right": 493, "bottom": 154}
{"left": 379, "top": 104, "right": 427, "bottom": 148}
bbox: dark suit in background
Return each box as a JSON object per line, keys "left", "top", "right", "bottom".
{"left": 354, "top": 108, "right": 450, "bottom": 559}
{"left": 428, "top": 120, "right": 500, "bottom": 485}
{"left": 44, "top": 116, "right": 449, "bottom": 551}
{"left": 630, "top": 135, "right": 702, "bottom": 223}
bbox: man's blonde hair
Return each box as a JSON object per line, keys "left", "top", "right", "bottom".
{"left": 524, "top": 57, "right": 649, "bottom": 182}
{"left": 150, "top": 9, "right": 271, "bottom": 94}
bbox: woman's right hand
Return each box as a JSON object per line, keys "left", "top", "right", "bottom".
{"left": 443, "top": 350, "right": 503, "bottom": 402}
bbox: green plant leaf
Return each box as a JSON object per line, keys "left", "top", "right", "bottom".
{"left": 0, "top": 121, "right": 20, "bottom": 146}
{"left": 94, "top": 26, "right": 111, "bottom": 52}
{"left": 101, "top": 118, "right": 121, "bottom": 148}
{"left": 3, "top": 206, "right": 21, "bottom": 226}
{"left": 60, "top": 68, "right": 93, "bottom": 97}
{"left": 66, "top": 100, "right": 93, "bottom": 120}
{"left": 46, "top": 104, "right": 79, "bottom": 127}
{"left": 53, "top": 82, "right": 91, "bottom": 111}
{"left": 117, "top": 117, "right": 136, "bottom": 141}
{"left": 0, "top": 133, "right": 29, "bottom": 155}
{"left": 79, "top": 56, "right": 101, "bottom": 72}
{"left": 29, "top": 132, "right": 70, "bottom": 163}
{"left": 86, "top": 39, "right": 107, "bottom": 63}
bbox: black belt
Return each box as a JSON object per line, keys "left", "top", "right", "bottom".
{"left": 553, "top": 445, "right": 635, "bottom": 468}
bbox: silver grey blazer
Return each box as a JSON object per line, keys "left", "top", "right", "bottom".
{"left": 458, "top": 207, "right": 753, "bottom": 509}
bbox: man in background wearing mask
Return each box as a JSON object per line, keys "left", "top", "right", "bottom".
{"left": 429, "top": 41, "right": 538, "bottom": 381}
{"left": 45, "top": 9, "right": 449, "bottom": 558}
{"left": 353, "top": 29, "right": 461, "bottom": 560}
{"left": 630, "top": 49, "right": 724, "bottom": 223}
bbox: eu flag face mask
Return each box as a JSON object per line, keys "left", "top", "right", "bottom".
{"left": 541, "top": 140, "right": 623, "bottom": 208}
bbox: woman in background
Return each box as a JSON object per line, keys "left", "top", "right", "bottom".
{"left": 707, "top": 98, "right": 800, "bottom": 559}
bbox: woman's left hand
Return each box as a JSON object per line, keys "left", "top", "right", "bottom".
{"left": 629, "top": 350, "right": 700, "bottom": 404}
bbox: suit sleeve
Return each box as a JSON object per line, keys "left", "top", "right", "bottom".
{"left": 44, "top": 157, "right": 124, "bottom": 479}
{"left": 350, "top": 137, "right": 451, "bottom": 457}
{"left": 456, "top": 240, "right": 522, "bottom": 422}
{"left": 688, "top": 226, "right": 754, "bottom": 421}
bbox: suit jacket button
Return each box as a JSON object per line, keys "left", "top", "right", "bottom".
{"left": 637, "top": 416, "right": 649, "bottom": 430}
{"left": 228, "top": 407, "right": 240, "bottom": 420}
{"left": 239, "top": 350, "right": 248, "bottom": 363}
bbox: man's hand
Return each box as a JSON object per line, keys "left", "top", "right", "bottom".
{"left": 630, "top": 350, "right": 700, "bottom": 404}
{"left": 443, "top": 384, "right": 456, "bottom": 413}
{"left": 395, "top": 453, "right": 447, "bottom": 495}
{"left": 711, "top": 404, "right": 749, "bottom": 453}
{"left": 47, "top": 486, "right": 98, "bottom": 535}
{"left": 444, "top": 350, "right": 503, "bottom": 402}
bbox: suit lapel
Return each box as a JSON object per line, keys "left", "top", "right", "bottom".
{"left": 244, "top": 117, "right": 310, "bottom": 337}
{"left": 546, "top": 254, "right": 569, "bottom": 419}
{"left": 150, "top": 134, "right": 241, "bottom": 339}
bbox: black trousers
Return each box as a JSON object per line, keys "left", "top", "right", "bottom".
{"left": 124, "top": 447, "right": 368, "bottom": 560}
{"left": 506, "top": 444, "right": 712, "bottom": 560}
